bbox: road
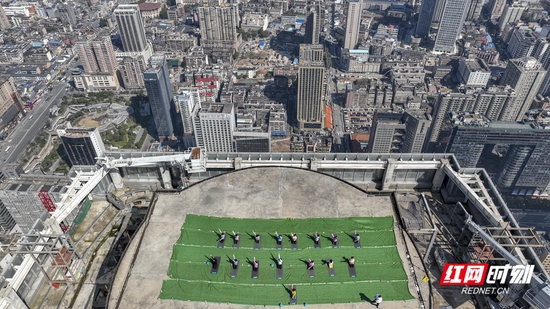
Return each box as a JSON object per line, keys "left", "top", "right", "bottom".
{"left": 509, "top": 208, "right": 550, "bottom": 236}
{"left": 0, "top": 82, "right": 68, "bottom": 169}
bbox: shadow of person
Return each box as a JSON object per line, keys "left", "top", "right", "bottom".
{"left": 359, "top": 293, "right": 371, "bottom": 302}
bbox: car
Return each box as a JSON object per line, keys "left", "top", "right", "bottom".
{"left": 29, "top": 115, "right": 33, "bottom": 120}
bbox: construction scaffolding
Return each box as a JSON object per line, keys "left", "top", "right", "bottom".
{"left": 466, "top": 226, "right": 546, "bottom": 264}
{"left": 7, "top": 232, "right": 84, "bottom": 287}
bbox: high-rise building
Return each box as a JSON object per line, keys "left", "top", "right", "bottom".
{"left": 431, "top": 0, "right": 446, "bottom": 24}
{"left": 533, "top": 38, "right": 550, "bottom": 96}
{"left": 433, "top": 0, "right": 469, "bottom": 54}
{"left": 415, "top": 0, "right": 437, "bottom": 37}
{"left": 0, "top": 77, "right": 24, "bottom": 132}
{"left": 426, "top": 86, "right": 517, "bottom": 152}
{"left": 297, "top": 44, "right": 325, "bottom": 130}
{"left": 198, "top": 6, "right": 239, "bottom": 49}
{"left": 344, "top": 0, "right": 362, "bottom": 49}
{"left": 114, "top": 4, "right": 148, "bottom": 52}
{"left": 367, "top": 110, "right": 430, "bottom": 153}
{"left": 0, "top": 175, "right": 69, "bottom": 233}
{"left": 193, "top": 102, "right": 235, "bottom": 152}
{"left": 500, "top": 57, "right": 546, "bottom": 121}
{"left": 144, "top": 56, "right": 175, "bottom": 139}
{"left": 304, "top": 2, "right": 321, "bottom": 44}
{"left": 57, "top": 126, "right": 106, "bottom": 166}
{"left": 120, "top": 56, "right": 145, "bottom": 89}
{"left": 446, "top": 111, "right": 550, "bottom": 193}
{"left": 57, "top": 4, "right": 77, "bottom": 27}
{"left": 507, "top": 28, "right": 536, "bottom": 59}
{"left": 499, "top": 3, "right": 526, "bottom": 31}
{"left": 233, "top": 131, "right": 271, "bottom": 152}
{"left": 75, "top": 37, "right": 118, "bottom": 73}
{"left": 465, "top": 0, "right": 483, "bottom": 21}
{"left": 488, "top": 0, "right": 507, "bottom": 20}
{"left": 178, "top": 90, "right": 200, "bottom": 134}
{"left": 0, "top": 6, "right": 10, "bottom": 30}
{"left": 457, "top": 58, "right": 491, "bottom": 87}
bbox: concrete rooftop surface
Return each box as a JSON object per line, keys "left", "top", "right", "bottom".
{"left": 111, "top": 167, "right": 425, "bottom": 309}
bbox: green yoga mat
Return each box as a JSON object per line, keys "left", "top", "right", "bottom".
{"left": 160, "top": 215, "right": 413, "bottom": 305}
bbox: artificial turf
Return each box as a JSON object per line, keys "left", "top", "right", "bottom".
{"left": 159, "top": 215, "right": 413, "bottom": 305}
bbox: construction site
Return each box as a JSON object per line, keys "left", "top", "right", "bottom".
{"left": 0, "top": 151, "right": 549, "bottom": 308}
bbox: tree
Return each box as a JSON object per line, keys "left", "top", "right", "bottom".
{"left": 159, "top": 7, "right": 168, "bottom": 19}
{"left": 232, "top": 51, "right": 239, "bottom": 60}
{"left": 99, "top": 18, "right": 108, "bottom": 27}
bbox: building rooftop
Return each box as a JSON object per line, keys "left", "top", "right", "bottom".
{"left": 110, "top": 167, "right": 425, "bottom": 309}
{"left": 202, "top": 102, "right": 233, "bottom": 114}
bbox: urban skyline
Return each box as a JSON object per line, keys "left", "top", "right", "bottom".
{"left": 1, "top": 1, "right": 550, "bottom": 307}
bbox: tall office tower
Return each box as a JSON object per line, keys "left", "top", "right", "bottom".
{"left": 367, "top": 110, "right": 430, "bottom": 153}
{"left": 500, "top": 57, "right": 546, "bottom": 121}
{"left": 198, "top": 6, "right": 239, "bottom": 49}
{"left": 193, "top": 103, "right": 235, "bottom": 152}
{"left": 114, "top": 4, "right": 148, "bottom": 52}
{"left": 0, "top": 201, "right": 16, "bottom": 233}
{"left": 178, "top": 90, "right": 200, "bottom": 134}
{"left": 465, "top": 0, "right": 483, "bottom": 21}
{"left": 0, "top": 6, "right": 10, "bottom": 30}
{"left": 433, "top": 0, "right": 469, "bottom": 54}
{"left": 344, "top": 0, "right": 362, "bottom": 49}
{"left": 457, "top": 58, "right": 491, "bottom": 87}
{"left": 499, "top": 3, "right": 526, "bottom": 31}
{"left": 474, "top": 86, "right": 517, "bottom": 120}
{"left": 446, "top": 111, "right": 550, "bottom": 193}
{"left": 297, "top": 44, "right": 325, "bottom": 130}
{"left": 57, "top": 126, "right": 106, "bottom": 166}
{"left": 120, "top": 56, "right": 145, "bottom": 89}
{"left": 426, "top": 87, "right": 517, "bottom": 152}
{"left": 75, "top": 37, "right": 118, "bottom": 73}
{"left": 415, "top": 0, "right": 437, "bottom": 37}
{"left": 144, "top": 56, "right": 175, "bottom": 139}
{"left": 533, "top": 39, "right": 550, "bottom": 96}
{"left": 507, "top": 29, "right": 536, "bottom": 59}
{"left": 304, "top": 2, "right": 321, "bottom": 44}
{"left": 0, "top": 77, "right": 23, "bottom": 131}
{"left": 488, "top": 0, "right": 507, "bottom": 20}
{"left": 431, "top": 0, "right": 445, "bottom": 23}
{"left": 427, "top": 92, "right": 477, "bottom": 152}
{"left": 57, "top": 3, "right": 76, "bottom": 27}
{"left": 0, "top": 176, "right": 69, "bottom": 233}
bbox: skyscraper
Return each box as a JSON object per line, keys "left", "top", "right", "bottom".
{"left": 0, "top": 5, "right": 10, "bottom": 30}
{"left": 297, "top": 44, "right": 325, "bottom": 130}
{"left": 0, "top": 77, "right": 23, "bottom": 131}
{"left": 305, "top": 2, "right": 321, "bottom": 44}
{"left": 344, "top": 0, "right": 362, "bottom": 49}
{"left": 499, "top": 3, "right": 526, "bottom": 31}
{"left": 367, "top": 110, "right": 430, "bottom": 153}
{"left": 415, "top": 0, "right": 437, "bottom": 37}
{"left": 193, "top": 103, "right": 235, "bottom": 152}
{"left": 198, "top": 6, "right": 239, "bottom": 49}
{"left": 57, "top": 126, "right": 106, "bottom": 166}
{"left": 120, "top": 56, "right": 145, "bottom": 89}
{"left": 433, "top": 0, "right": 469, "bottom": 54}
{"left": 500, "top": 57, "right": 546, "bottom": 121}
{"left": 488, "top": 0, "right": 507, "bottom": 20}
{"left": 465, "top": 0, "right": 483, "bottom": 21}
{"left": 144, "top": 56, "right": 175, "bottom": 139}
{"left": 178, "top": 90, "right": 200, "bottom": 135}
{"left": 75, "top": 37, "right": 118, "bottom": 73}
{"left": 446, "top": 111, "right": 550, "bottom": 193}
{"left": 57, "top": 4, "right": 77, "bottom": 27}
{"left": 114, "top": 4, "right": 148, "bottom": 52}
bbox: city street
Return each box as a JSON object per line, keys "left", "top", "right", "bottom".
{"left": 510, "top": 208, "right": 550, "bottom": 236}
{"left": 0, "top": 82, "right": 68, "bottom": 169}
